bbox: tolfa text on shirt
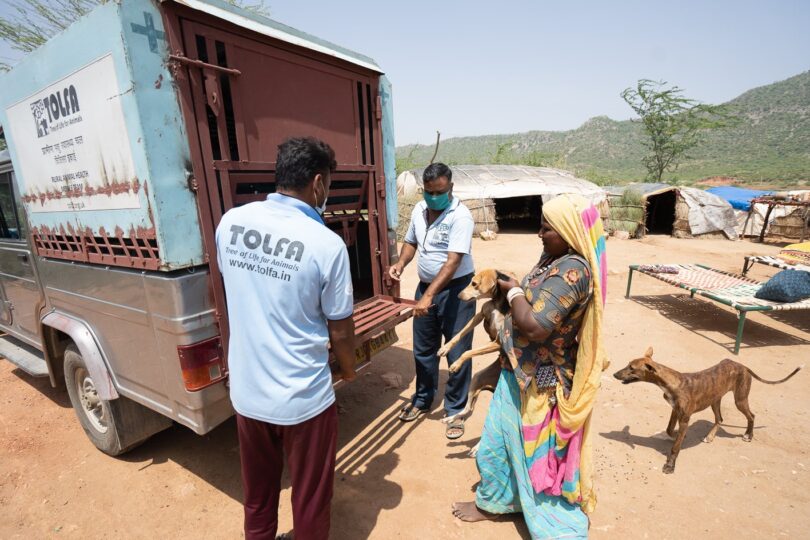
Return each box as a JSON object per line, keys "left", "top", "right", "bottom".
{"left": 228, "top": 224, "right": 305, "bottom": 262}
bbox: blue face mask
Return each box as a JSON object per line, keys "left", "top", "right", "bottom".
{"left": 423, "top": 191, "right": 451, "bottom": 211}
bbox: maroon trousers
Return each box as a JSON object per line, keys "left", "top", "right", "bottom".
{"left": 236, "top": 405, "right": 338, "bottom": 540}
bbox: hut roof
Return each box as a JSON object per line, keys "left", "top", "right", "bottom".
{"left": 603, "top": 183, "right": 674, "bottom": 198}
{"left": 400, "top": 164, "right": 606, "bottom": 205}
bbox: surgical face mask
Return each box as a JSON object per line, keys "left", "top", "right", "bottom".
{"left": 423, "top": 190, "right": 451, "bottom": 211}
{"left": 315, "top": 177, "right": 328, "bottom": 216}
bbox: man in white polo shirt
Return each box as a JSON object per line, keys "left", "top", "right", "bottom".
{"left": 389, "top": 162, "right": 476, "bottom": 439}
{"left": 215, "top": 137, "right": 356, "bottom": 540}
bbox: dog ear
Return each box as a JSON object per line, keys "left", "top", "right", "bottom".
{"left": 644, "top": 346, "right": 654, "bottom": 358}
{"left": 495, "top": 271, "right": 511, "bottom": 282}
{"left": 645, "top": 362, "right": 657, "bottom": 372}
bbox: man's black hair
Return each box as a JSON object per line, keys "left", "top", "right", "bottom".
{"left": 423, "top": 162, "right": 452, "bottom": 183}
{"left": 275, "top": 137, "right": 337, "bottom": 191}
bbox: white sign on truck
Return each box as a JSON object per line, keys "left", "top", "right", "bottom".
{"left": 5, "top": 54, "right": 140, "bottom": 213}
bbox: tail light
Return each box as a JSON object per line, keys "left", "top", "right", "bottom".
{"left": 177, "top": 336, "right": 227, "bottom": 391}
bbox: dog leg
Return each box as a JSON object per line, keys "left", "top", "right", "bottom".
{"left": 443, "top": 359, "right": 500, "bottom": 425}
{"left": 437, "top": 310, "right": 486, "bottom": 358}
{"left": 734, "top": 376, "right": 755, "bottom": 442}
{"left": 663, "top": 415, "right": 690, "bottom": 474}
{"left": 735, "top": 398, "right": 755, "bottom": 442}
{"left": 666, "top": 410, "right": 678, "bottom": 439}
{"left": 466, "top": 360, "right": 500, "bottom": 413}
{"left": 448, "top": 342, "right": 501, "bottom": 374}
{"left": 703, "top": 401, "right": 723, "bottom": 443}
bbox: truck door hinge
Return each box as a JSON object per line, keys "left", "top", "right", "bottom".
{"left": 187, "top": 174, "right": 199, "bottom": 193}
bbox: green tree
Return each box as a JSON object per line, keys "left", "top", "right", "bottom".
{"left": 0, "top": 0, "right": 269, "bottom": 71}
{"left": 621, "top": 79, "right": 735, "bottom": 183}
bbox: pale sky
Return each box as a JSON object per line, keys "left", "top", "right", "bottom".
{"left": 2, "top": 0, "right": 809, "bottom": 145}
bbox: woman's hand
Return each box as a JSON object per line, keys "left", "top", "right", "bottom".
{"left": 497, "top": 275, "right": 520, "bottom": 294}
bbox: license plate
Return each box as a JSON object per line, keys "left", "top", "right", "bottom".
{"left": 354, "top": 328, "right": 398, "bottom": 364}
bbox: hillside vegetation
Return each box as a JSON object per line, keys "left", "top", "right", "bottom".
{"left": 396, "top": 71, "right": 810, "bottom": 186}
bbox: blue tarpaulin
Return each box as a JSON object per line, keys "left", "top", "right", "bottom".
{"left": 706, "top": 186, "right": 772, "bottom": 211}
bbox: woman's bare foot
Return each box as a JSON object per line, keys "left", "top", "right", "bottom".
{"left": 451, "top": 501, "right": 501, "bottom": 522}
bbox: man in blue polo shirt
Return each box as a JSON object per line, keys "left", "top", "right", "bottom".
{"left": 215, "top": 137, "right": 356, "bottom": 540}
{"left": 389, "top": 162, "right": 475, "bottom": 439}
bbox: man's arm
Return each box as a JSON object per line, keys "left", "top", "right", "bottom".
{"left": 389, "top": 242, "right": 416, "bottom": 281}
{"left": 413, "top": 251, "right": 463, "bottom": 317}
{"left": 328, "top": 316, "right": 356, "bottom": 381}
{"left": 321, "top": 244, "right": 356, "bottom": 381}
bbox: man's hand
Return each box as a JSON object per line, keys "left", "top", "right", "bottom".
{"left": 497, "top": 275, "right": 520, "bottom": 294}
{"left": 340, "top": 367, "right": 357, "bottom": 382}
{"left": 413, "top": 293, "right": 434, "bottom": 317}
{"left": 388, "top": 263, "right": 404, "bottom": 282}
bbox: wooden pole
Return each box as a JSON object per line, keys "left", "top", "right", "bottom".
{"left": 758, "top": 203, "right": 774, "bottom": 243}
{"left": 429, "top": 131, "right": 441, "bottom": 165}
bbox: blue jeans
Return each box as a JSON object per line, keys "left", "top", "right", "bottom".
{"left": 412, "top": 273, "right": 475, "bottom": 416}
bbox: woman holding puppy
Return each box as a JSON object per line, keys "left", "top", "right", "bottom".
{"left": 452, "top": 194, "right": 609, "bottom": 539}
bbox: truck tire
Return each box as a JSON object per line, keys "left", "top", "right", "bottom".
{"left": 63, "top": 345, "right": 171, "bottom": 456}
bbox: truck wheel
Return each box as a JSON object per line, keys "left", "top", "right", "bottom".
{"left": 63, "top": 345, "right": 170, "bottom": 456}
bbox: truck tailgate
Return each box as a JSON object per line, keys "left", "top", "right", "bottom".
{"left": 331, "top": 295, "right": 415, "bottom": 380}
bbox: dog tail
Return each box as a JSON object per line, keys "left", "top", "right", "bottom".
{"left": 747, "top": 365, "right": 803, "bottom": 385}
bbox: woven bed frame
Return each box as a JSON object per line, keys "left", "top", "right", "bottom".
{"left": 742, "top": 255, "right": 810, "bottom": 276}
{"left": 626, "top": 263, "right": 810, "bottom": 354}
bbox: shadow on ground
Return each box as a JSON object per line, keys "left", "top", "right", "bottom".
{"left": 600, "top": 420, "right": 764, "bottom": 457}
{"left": 629, "top": 294, "right": 810, "bottom": 353}
{"left": 10, "top": 367, "right": 71, "bottom": 408}
{"left": 113, "top": 345, "right": 433, "bottom": 539}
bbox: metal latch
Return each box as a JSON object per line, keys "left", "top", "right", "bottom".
{"left": 168, "top": 54, "right": 242, "bottom": 77}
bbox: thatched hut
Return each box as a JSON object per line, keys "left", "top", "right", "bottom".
{"left": 397, "top": 165, "right": 606, "bottom": 237}
{"left": 604, "top": 184, "right": 737, "bottom": 239}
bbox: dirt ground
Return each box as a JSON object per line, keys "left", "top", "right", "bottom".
{"left": 2, "top": 233, "right": 809, "bottom": 539}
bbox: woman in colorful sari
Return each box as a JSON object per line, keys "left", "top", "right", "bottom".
{"left": 452, "top": 194, "right": 609, "bottom": 539}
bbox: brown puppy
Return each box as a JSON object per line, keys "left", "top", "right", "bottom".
{"left": 613, "top": 347, "right": 802, "bottom": 474}
{"left": 437, "top": 269, "right": 517, "bottom": 435}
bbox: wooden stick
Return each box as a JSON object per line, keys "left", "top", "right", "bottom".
{"left": 429, "top": 131, "right": 441, "bottom": 164}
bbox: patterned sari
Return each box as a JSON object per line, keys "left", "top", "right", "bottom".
{"left": 473, "top": 195, "right": 608, "bottom": 539}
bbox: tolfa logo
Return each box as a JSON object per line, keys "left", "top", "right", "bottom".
{"left": 229, "top": 225, "right": 305, "bottom": 262}
{"left": 30, "top": 85, "right": 80, "bottom": 138}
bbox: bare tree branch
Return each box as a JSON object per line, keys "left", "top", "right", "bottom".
{"left": 0, "top": 0, "right": 270, "bottom": 71}
{"left": 429, "top": 131, "right": 441, "bottom": 164}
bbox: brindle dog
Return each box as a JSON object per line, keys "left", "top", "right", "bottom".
{"left": 613, "top": 347, "right": 802, "bottom": 474}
